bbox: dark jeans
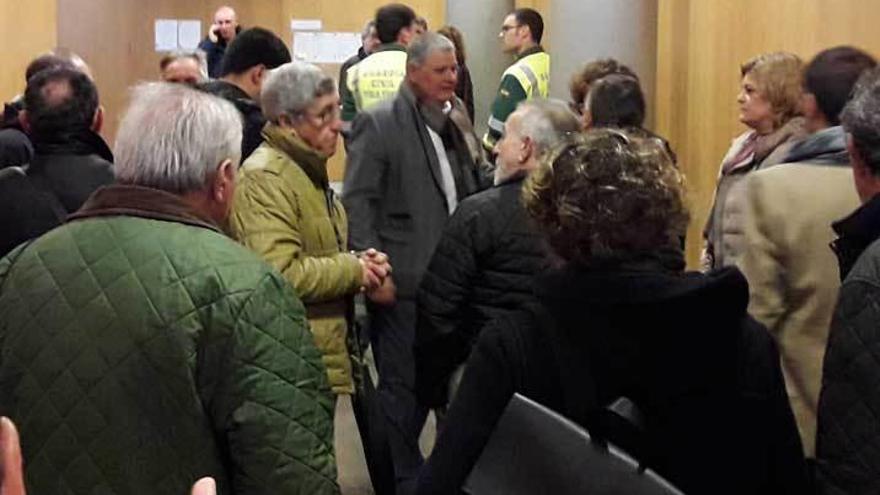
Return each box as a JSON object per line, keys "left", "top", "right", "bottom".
{"left": 369, "top": 299, "right": 429, "bottom": 495}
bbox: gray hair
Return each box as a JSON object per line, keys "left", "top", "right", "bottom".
{"left": 842, "top": 66, "right": 880, "bottom": 174}
{"left": 261, "top": 61, "right": 336, "bottom": 123}
{"left": 114, "top": 82, "right": 242, "bottom": 193}
{"left": 159, "top": 50, "right": 208, "bottom": 80}
{"left": 407, "top": 32, "right": 455, "bottom": 67}
{"left": 515, "top": 98, "right": 581, "bottom": 154}
{"left": 361, "top": 20, "right": 376, "bottom": 41}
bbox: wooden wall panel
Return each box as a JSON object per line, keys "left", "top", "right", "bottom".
{"left": 655, "top": 0, "right": 880, "bottom": 267}
{"left": 56, "top": 0, "right": 285, "bottom": 147}
{"left": 1, "top": 0, "right": 57, "bottom": 106}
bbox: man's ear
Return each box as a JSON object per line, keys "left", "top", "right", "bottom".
{"left": 251, "top": 65, "right": 266, "bottom": 88}
{"left": 17, "top": 110, "right": 30, "bottom": 134}
{"left": 800, "top": 92, "right": 818, "bottom": 118}
{"left": 91, "top": 106, "right": 104, "bottom": 133}
{"left": 521, "top": 136, "right": 535, "bottom": 163}
{"left": 213, "top": 158, "right": 236, "bottom": 204}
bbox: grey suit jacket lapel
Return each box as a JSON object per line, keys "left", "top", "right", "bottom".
{"left": 398, "top": 86, "right": 447, "bottom": 201}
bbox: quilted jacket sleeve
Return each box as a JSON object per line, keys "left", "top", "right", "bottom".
{"left": 342, "top": 111, "right": 386, "bottom": 252}
{"left": 741, "top": 173, "right": 786, "bottom": 336}
{"left": 816, "top": 275, "right": 880, "bottom": 495}
{"left": 199, "top": 271, "right": 339, "bottom": 495}
{"left": 415, "top": 200, "right": 483, "bottom": 407}
{"left": 231, "top": 172, "right": 363, "bottom": 305}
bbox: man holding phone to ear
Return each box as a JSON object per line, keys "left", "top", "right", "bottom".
{"left": 198, "top": 6, "right": 239, "bottom": 78}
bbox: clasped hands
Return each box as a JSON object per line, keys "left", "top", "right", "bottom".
{"left": 358, "top": 248, "right": 396, "bottom": 305}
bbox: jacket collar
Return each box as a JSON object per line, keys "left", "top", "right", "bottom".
{"left": 373, "top": 42, "right": 407, "bottom": 54}
{"left": 783, "top": 125, "right": 849, "bottom": 165}
{"left": 832, "top": 192, "right": 880, "bottom": 279}
{"left": 68, "top": 184, "right": 222, "bottom": 233}
{"left": 31, "top": 129, "right": 113, "bottom": 163}
{"left": 198, "top": 80, "right": 258, "bottom": 110}
{"left": 261, "top": 123, "right": 329, "bottom": 187}
{"left": 516, "top": 45, "right": 545, "bottom": 60}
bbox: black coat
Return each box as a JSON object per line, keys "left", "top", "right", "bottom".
{"left": 0, "top": 99, "right": 32, "bottom": 169}
{"left": 0, "top": 131, "right": 114, "bottom": 257}
{"left": 417, "top": 262, "right": 809, "bottom": 495}
{"left": 817, "top": 193, "right": 880, "bottom": 495}
{"left": 415, "top": 176, "right": 549, "bottom": 407}
{"left": 197, "top": 37, "right": 227, "bottom": 79}
{"left": 0, "top": 128, "right": 33, "bottom": 169}
{"left": 198, "top": 80, "right": 264, "bottom": 161}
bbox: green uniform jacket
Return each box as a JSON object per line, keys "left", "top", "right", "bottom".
{"left": 231, "top": 124, "right": 362, "bottom": 394}
{"left": 0, "top": 185, "right": 339, "bottom": 495}
{"left": 482, "top": 46, "right": 551, "bottom": 152}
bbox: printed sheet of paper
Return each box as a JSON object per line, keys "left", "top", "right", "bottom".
{"left": 293, "top": 32, "right": 362, "bottom": 64}
{"left": 291, "top": 19, "right": 323, "bottom": 31}
{"left": 178, "top": 20, "right": 202, "bottom": 50}
{"left": 155, "top": 19, "right": 179, "bottom": 52}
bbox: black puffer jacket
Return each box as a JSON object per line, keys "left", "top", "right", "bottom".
{"left": 415, "top": 176, "right": 549, "bottom": 407}
{"left": 817, "top": 193, "right": 880, "bottom": 495}
{"left": 417, "top": 263, "right": 810, "bottom": 495}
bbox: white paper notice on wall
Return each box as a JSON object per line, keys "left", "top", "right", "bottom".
{"left": 178, "top": 20, "right": 202, "bottom": 50}
{"left": 155, "top": 19, "right": 179, "bottom": 51}
{"left": 291, "top": 19, "right": 323, "bottom": 31}
{"left": 293, "top": 32, "right": 362, "bottom": 64}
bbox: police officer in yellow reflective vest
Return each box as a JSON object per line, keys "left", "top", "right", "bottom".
{"left": 482, "top": 8, "right": 550, "bottom": 153}
{"left": 342, "top": 4, "right": 418, "bottom": 122}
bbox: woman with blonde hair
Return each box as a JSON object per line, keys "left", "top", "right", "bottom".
{"left": 703, "top": 51, "right": 807, "bottom": 269}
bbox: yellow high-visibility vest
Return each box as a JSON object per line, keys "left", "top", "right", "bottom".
{"left": 503, "top": 51, "right": 550, "bottom": 99}
{"left": 347, "top": 49, "right": 407, "bottom": 112}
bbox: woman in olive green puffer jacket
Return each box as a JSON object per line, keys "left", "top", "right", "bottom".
{"left": 230, "top": 123, "right": 364, "bottom": 395}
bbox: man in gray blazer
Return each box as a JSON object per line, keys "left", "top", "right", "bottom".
{"left": 343, "top": 32, "right": 485, "bottom": 494}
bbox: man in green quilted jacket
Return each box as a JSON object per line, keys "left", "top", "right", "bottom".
{"left": 0, "top": 82, "right": 340, "bottom": 495}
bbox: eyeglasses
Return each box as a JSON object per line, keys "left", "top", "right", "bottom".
{"left": 302, "top": 104, "right": 341, "bottom": 127}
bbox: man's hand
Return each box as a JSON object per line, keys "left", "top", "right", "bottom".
{"left": 359, "top": 249, "right": 392, "bottom": 291}
{"left": 208, "top": 24, "right": 220, "bottom": 43}
{"left": 367, "top": 276, "right": 397, "bottom": 306}
{"left": 0, "top": 417, "right": 23, "bottom": 495}
{"left": 191, "top": 478, "right": 216, "bottom": 495}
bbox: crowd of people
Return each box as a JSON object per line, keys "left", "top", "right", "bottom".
{"left": 1, "top": 2, "right": 880, "bottom": 495}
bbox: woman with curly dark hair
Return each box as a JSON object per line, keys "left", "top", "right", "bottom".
{"left": 416, "top": 129, "right": 810, "bottom": 495}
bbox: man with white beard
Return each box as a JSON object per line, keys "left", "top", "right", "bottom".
{"left": 414, "top": 98, "right": 580, "bottom": 410}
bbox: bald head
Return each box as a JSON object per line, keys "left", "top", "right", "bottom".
{"left": 25, "top": 50, "right": 93, "bottom": 83}
{"left": 22, "top": 67, "right": 100, "bottom": 141}
{"left": 213, "top": 6, "right": 238, "bottom": 42}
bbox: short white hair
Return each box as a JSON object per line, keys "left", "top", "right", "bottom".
{"left": 515, "top": 98, "right": 581, "bottom": 154}
{"left": 261, "top": 61, "right": 336, "bottom": 123}
{"left": 114, "top": 82, "right": 242, "bottom": 193}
